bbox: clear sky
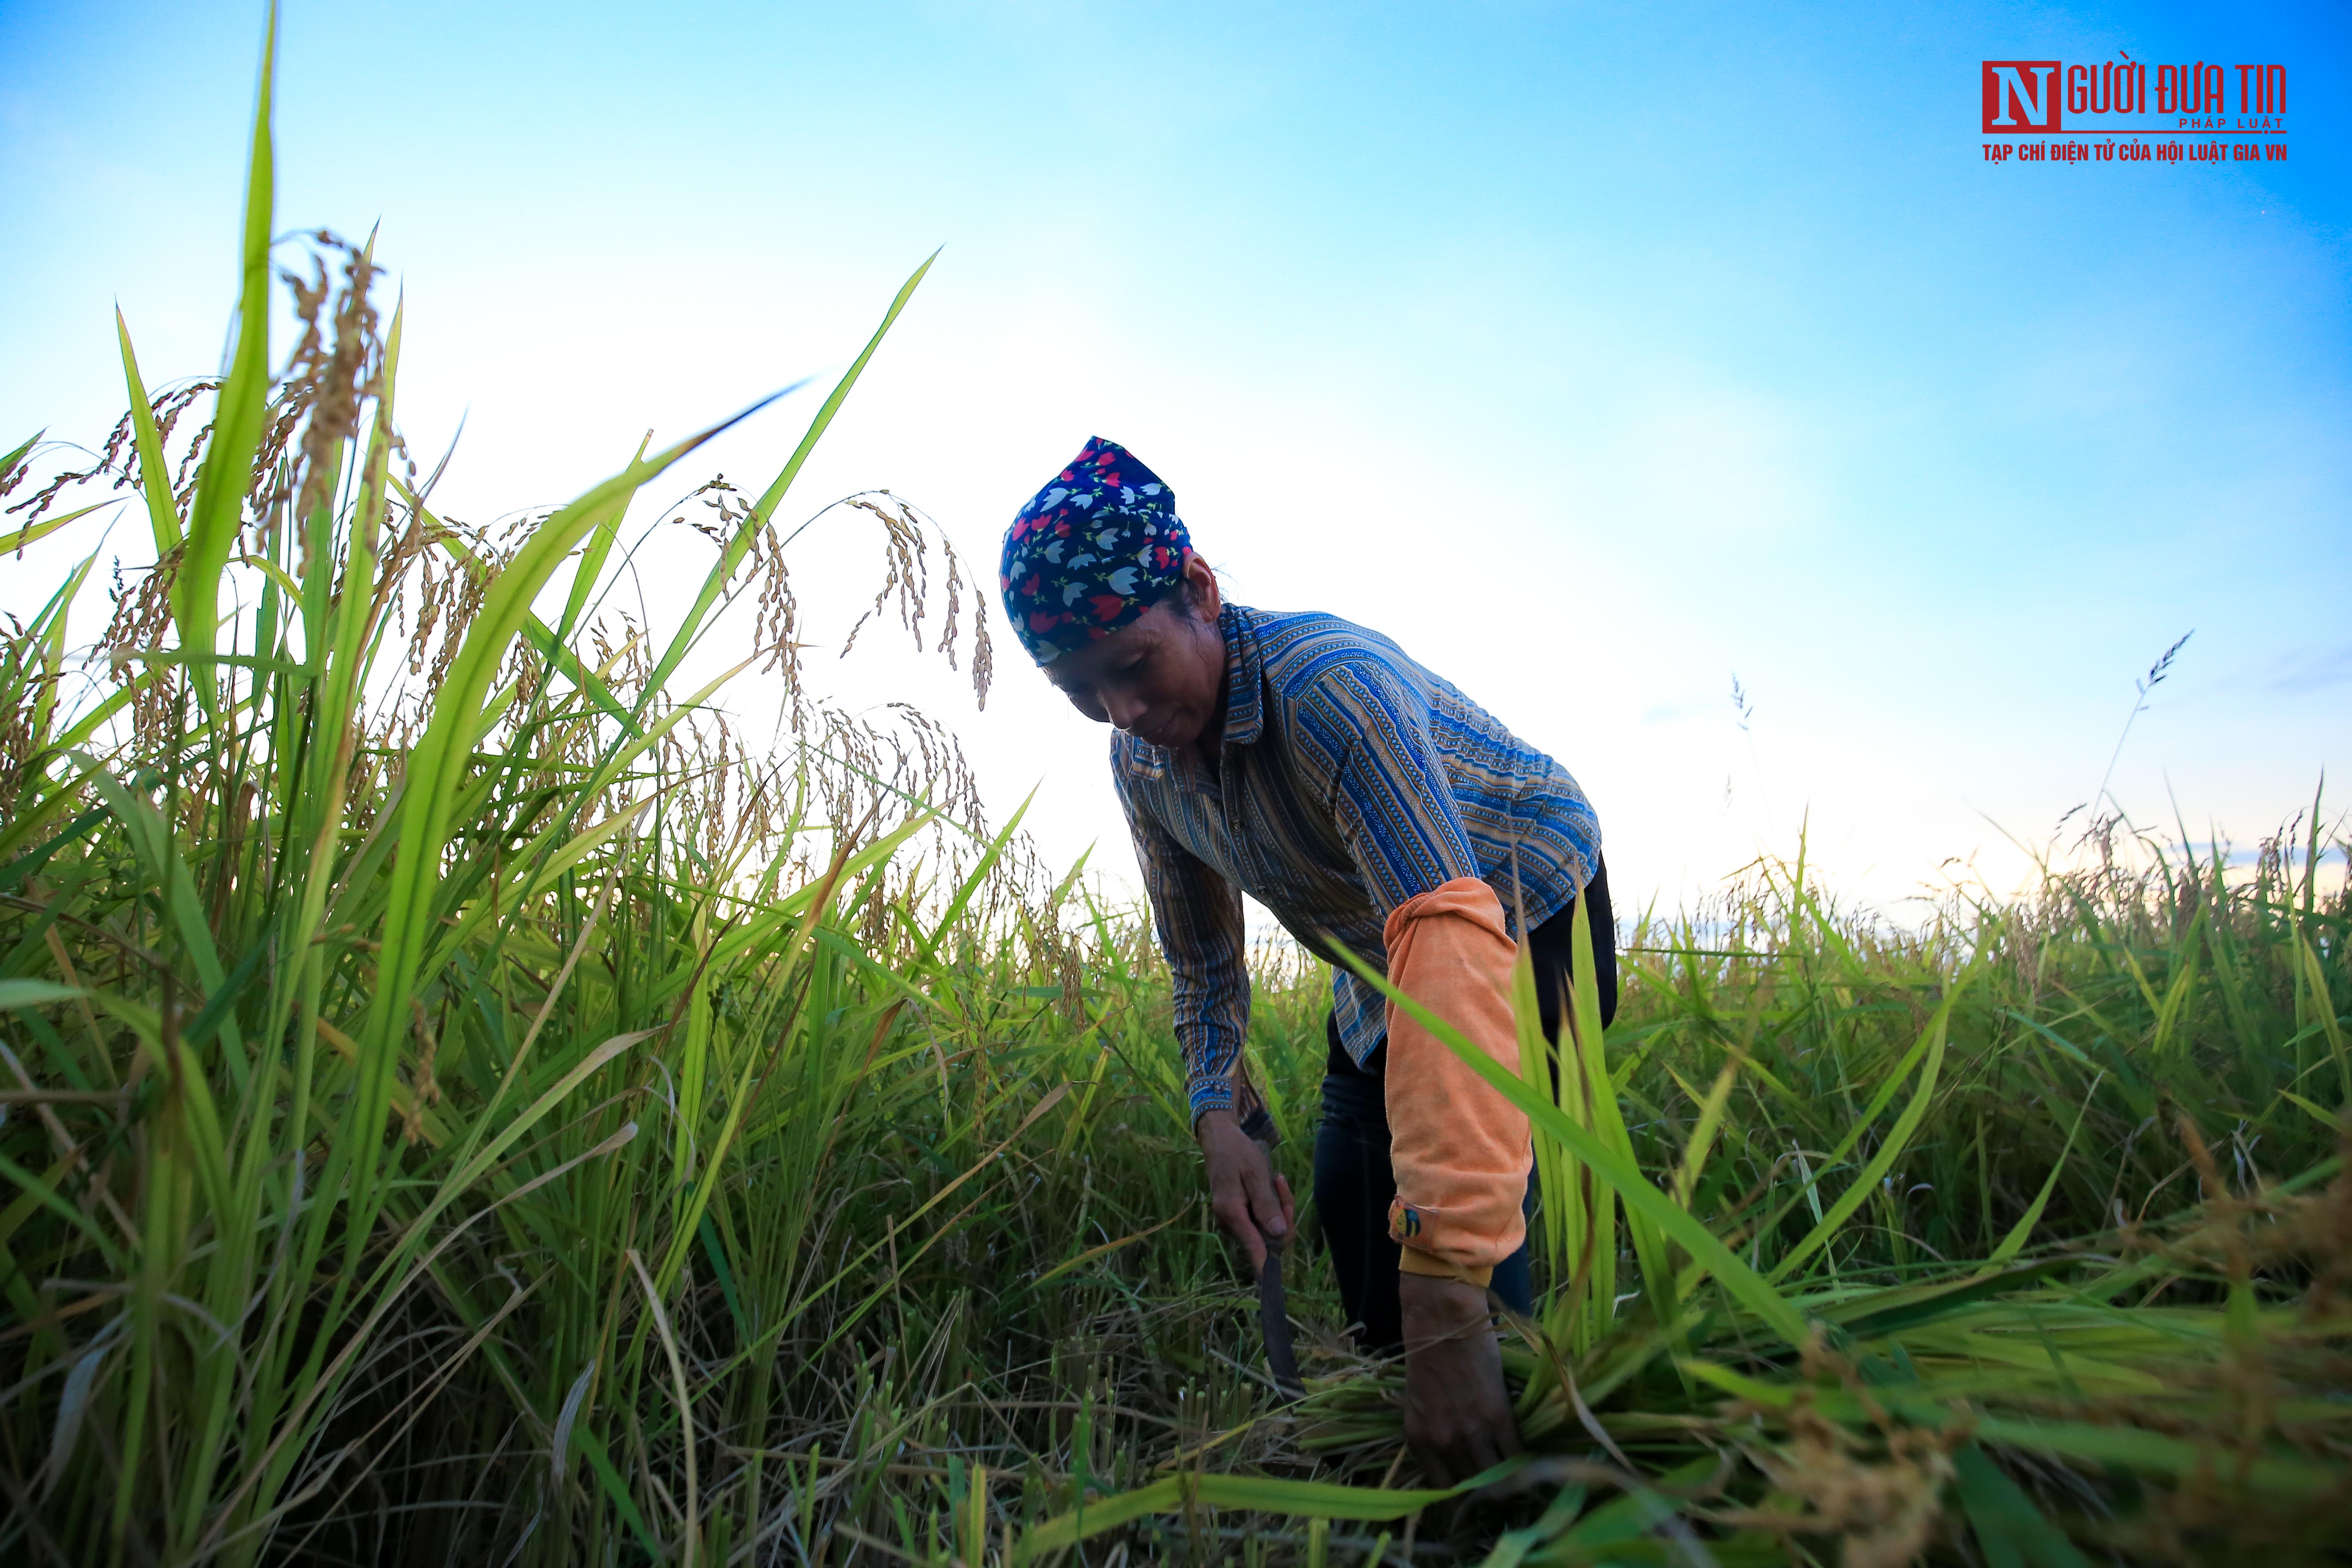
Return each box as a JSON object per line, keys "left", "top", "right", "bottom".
{"left": 4, "top": 0, "right": 2346, "bottom": 921}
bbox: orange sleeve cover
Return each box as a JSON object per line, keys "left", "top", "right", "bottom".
{"left": 1382, "top": 877, "right": 1532, "bottom": 1284}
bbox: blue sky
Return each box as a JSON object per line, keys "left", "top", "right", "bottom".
{"left": 3, "top": 0, "right": 2346, "bottom": 916}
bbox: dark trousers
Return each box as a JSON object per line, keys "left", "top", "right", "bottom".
{"left": 1312, "top": 860, "right": 1618, "bottom": 1354}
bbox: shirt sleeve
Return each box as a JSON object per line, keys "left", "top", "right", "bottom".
{"left": 1117, "top": 779, "right": 1252, "bottom": 1126}
{"left": 1296, "top": 659, "right": 1486, "bottom": 917}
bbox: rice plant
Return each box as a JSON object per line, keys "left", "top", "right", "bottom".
{"left": 3, "top": 15, "right": 2348, "bottom": 1566}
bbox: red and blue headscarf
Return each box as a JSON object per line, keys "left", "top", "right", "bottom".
{"left": 1000, "top": 436, "right": 1193, "bottom": 665}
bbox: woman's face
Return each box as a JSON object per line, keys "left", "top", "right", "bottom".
{"left": 1041, "top": 554, "right": 1228, "bottom": 753}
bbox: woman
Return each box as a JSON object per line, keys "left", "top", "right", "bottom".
{"left": 1001, "top": 437, "right": 1616, "bottom": 1483}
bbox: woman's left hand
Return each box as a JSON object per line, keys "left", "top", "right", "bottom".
{"left": 1398, "top": 1272, "right": 1522, "bottom": 1484}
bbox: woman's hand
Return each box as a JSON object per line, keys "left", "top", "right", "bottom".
{"left": 1195, "top": 1109, "right": 1295, "bottom": 1269}
{"left": 1399, "top": 1273, "right": 1522, "bottom": 1484}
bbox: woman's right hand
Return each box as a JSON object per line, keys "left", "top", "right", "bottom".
{"left": 1195, "top": 1109, "right": 1295, "bottom": 1269}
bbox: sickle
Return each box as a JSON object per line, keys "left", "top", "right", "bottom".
{"left": 1256, "top": 1246, "right": 1304, "bottom": 1397}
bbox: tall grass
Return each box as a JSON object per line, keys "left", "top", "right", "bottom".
{"left": 1283, "top": 826, "right": 2351, "bottom": 1563}
{"left": 4, "top": 22, "right": 2349, "bottom": 1565}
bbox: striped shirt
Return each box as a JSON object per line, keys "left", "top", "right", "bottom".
{"left": 1114, "top": 601, "right": 1602, "bottom": 1122}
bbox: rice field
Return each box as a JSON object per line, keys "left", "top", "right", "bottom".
{"left": 3, "top": 33, "right": 2348, "bottom": 1567}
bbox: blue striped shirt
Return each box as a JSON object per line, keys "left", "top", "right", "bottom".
{"left": 1113, "top": 601, "right": 1602, "bottom": 1122}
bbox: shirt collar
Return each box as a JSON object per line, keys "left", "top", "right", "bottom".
{"left": 1218, "top": 600, "right": 1266, "bottom": 748}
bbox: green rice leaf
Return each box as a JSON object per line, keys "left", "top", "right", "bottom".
{"left": 573, "top": 1425, "right": 664, "bottom": 1560}
{"left": 1952, "top": 1441, "right": 2089, "bottom": 1568}
{"left": 0, "top": 499, "right": 121, "bottom": 559}
{"left": 1987, "top": 1085, "right": 2094, "bottom": 1267}
{"left": 172, "top": 2, "right": 277, "bottom": 709}
{"left": 0, "top": 431, "right": 39, "bottom": 482}
{"left": 1768, "top": 975, "right": 1964, "bottom": 1282}
{"left": 0, "top": 979, "right": 87, "bottom": 1010}
{"left": 115, "top": 310, "right": 183, "bottom": 554}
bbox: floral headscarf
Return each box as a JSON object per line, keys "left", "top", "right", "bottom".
{"left": 999, "top": 436, "right": 1192, "bottom": 665}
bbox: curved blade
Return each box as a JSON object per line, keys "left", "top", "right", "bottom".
{"left": 1256, "top": 1251, "right": 1303, "bottom": 1396}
